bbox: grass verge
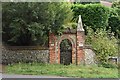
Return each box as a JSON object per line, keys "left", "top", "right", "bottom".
{"left": 6, "top": 63, "right": 118, "bottom": 78}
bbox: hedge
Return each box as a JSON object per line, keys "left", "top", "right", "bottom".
{"left": 72, "top": 4, "right": 110, "bottom": 33}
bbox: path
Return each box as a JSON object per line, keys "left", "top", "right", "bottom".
{"left": 1, "top": 73, "right": 119, "bottom": 80}
{"left": 2, "top": 74, "right": 67, "bottom": 78}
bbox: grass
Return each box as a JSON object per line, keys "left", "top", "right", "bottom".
{"left": 6, "top": 63, "right": 118, "bottom": 78}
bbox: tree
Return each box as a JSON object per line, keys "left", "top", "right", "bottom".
{"left": 2, "top": 2, "right": 73, "bottom": 46}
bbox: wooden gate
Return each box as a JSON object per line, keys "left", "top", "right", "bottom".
{"left": 60, "top": 39, "right": 72, "bottom": 65}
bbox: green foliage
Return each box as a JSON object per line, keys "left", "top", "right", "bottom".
{"left": 71, "top": 4, "right": 110, "bottom": 33}
{"left": 86, "top": 28, "right": 118, "bottom": 65}
{"left": 99, "top": 62, "right": 118, "bottom": 68}
{"left": 108, "top": 14, "right": 120, "bottom": 38}
{"left": 2, "top": 2, "right": 73, "bottom": 46}
{"left": 108, "top": 0, "right": 120, "bottom": 39}
{"left": 6, "top": 63, "right": 118, "bottom": 78}
{"left": 112, "top": 0, "right": 120, "bottom": 9}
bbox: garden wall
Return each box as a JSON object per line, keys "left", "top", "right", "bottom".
{"left": 2, "top": 46, "right": 49, "bottom": 64}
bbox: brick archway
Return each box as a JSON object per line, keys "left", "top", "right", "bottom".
{"left": 49, "top": 15, "right": 85, "bottom": 65}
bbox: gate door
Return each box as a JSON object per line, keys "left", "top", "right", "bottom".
{"left": 60, "top": 39, "right": 72, "bottom": 65}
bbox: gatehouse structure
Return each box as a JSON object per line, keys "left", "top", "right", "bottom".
{"left": 49, "top": 15, "right": 85, "bottom": 65}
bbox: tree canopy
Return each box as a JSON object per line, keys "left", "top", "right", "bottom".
{"left": 2, "top": 2, "right": 73, "bottom": 46}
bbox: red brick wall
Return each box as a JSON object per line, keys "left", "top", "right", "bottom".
{"left": 49, "top": 33, "right": 56, "bottom": 63}
{"left": 76, "top": 31, "right": 85, "bottom": 64}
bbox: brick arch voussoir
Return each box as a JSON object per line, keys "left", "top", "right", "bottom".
{"left": 58, "top": 36, "right": 75, "bottom": 48}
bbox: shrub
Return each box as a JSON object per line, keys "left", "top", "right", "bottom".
{"left": 86, "top": 27, "right": 118, "bottom": 66}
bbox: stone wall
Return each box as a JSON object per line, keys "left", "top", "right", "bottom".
{"left": 2, "top": 45, "right": 96, "bottom": 65}
{"left": 2, "top": 46, "right": 49, "bottom": 64}
{"left": 84, "top": 45, "right": 96, "bottom": 65}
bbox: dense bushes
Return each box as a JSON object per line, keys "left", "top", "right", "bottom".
{"left": 85, "top": 27, "right": 118, "bottom": 66}
{"left": 72, "top": 4, "right": 110, "bottom": 33}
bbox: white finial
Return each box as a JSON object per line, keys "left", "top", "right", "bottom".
{"left": 77, "top": 15, "right": 84, "bottom": 31}
{"left": 78, "top": 15, "right": 81, "bottom": 23}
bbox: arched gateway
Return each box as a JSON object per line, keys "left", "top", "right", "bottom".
{"left": 49, "top": 15, "right": 85, "bottom": 65}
